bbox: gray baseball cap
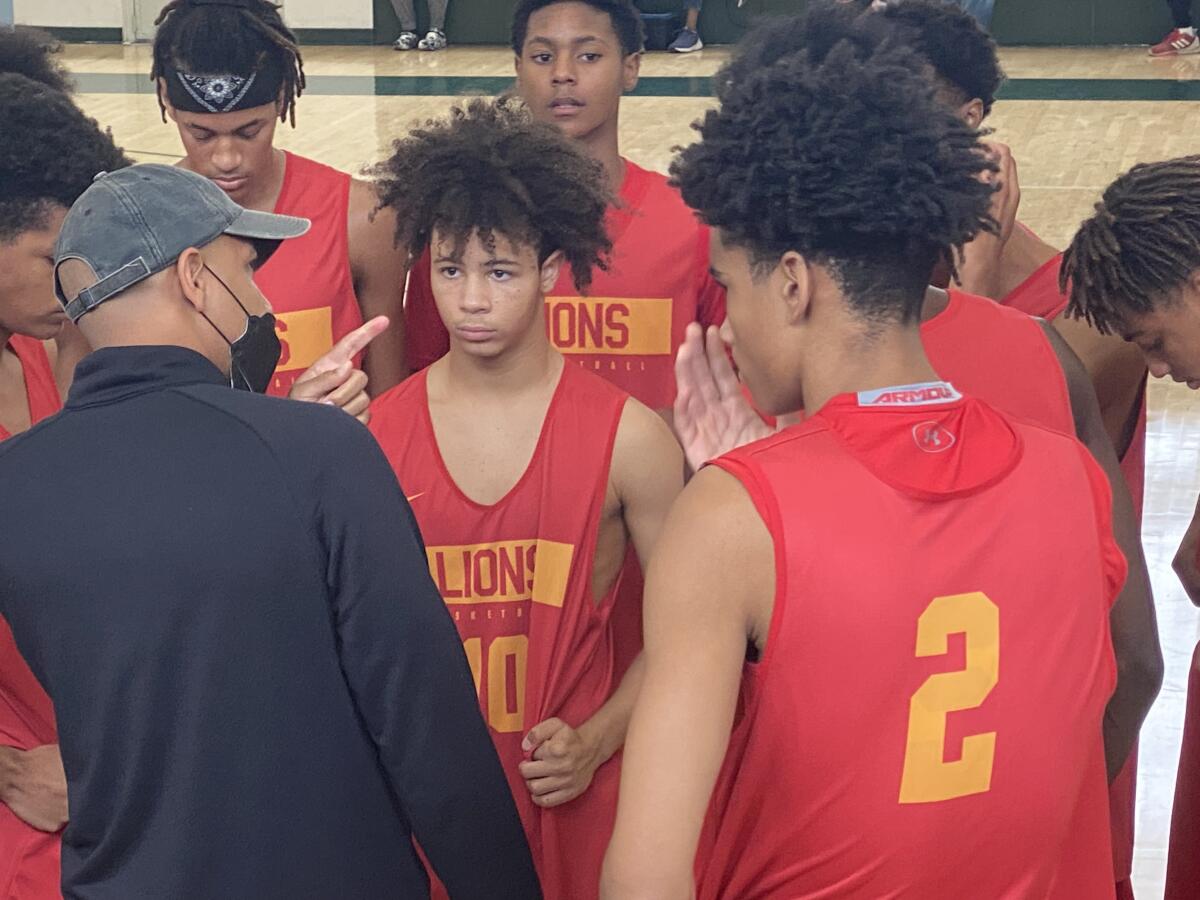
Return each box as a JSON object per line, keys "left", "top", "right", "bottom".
{"left": 54, "top": 164, "right": 310, "bottom": 322}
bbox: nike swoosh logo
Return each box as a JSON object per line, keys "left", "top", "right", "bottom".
{"left": 405, "top": 492, "right": 426, "bottom": 503}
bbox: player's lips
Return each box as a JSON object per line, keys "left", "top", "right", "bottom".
{"left": 550, "top": 97, "right": 585, "bottom": 117}
{"left": 455, "top": 323, "right": 498, "bottom": 343}
{"left": 210, "top": 175, "right": 249, "bottom": 193}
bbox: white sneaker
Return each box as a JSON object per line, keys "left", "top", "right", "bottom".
{"left": 418, "top": 28, "right": 447, "bottom": 51}
{"left": 393, "top": 31, "right": 418, "bottom": 51}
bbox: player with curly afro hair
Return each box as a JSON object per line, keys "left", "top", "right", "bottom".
{"left": 375, "top": 97, "right": 612, "bottom": 295}
{"left": 368, "top": 95, "right": 685, "bottom": 900}
{"left": 605, "top": 9, "right": 1141, "bottom": 900}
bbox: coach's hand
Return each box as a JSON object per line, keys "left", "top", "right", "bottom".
{"left": 290, "top": 316, "right": 390, "bottom": 425}
{"left": 1174, "top": 501, "right": 1200, "bottom": 607}
{"left": 674, "top": 323, "right": 773, "bottom": 471}
{"left": 519, "top": 717, "right": 603, "bottom": 808}
{"left": 0, "top": 744, "right": 68, "bottom": 833}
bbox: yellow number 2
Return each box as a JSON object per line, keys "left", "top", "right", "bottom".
{"left": 899, "top": 591, "right": 999, "bottom": 804}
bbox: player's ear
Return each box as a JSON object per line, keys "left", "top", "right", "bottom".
{"left": 960, "top": 97, "right": 985, "bottom": 130}
{"left": 777, "top": 251, "right": 812, "bottom": 325}
{"left": 622, "top": 50, "right": 642, "bottom": 92}
{"left": 539, "top": 249, "right": 565, "bottom": 294}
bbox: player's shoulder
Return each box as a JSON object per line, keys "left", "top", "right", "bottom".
{"left": 368, "top": 369, "right": 426, "bottom": 426}
{"left": 949, "top": 288, "right": 1042, "bottom": 327}
{"left": 287, "top": 150, "right": 350, "bottom": 183}
{"left": 722, "top": 416, "right": 836, "bottom": 465}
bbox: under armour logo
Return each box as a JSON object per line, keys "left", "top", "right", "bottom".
{"left": 912, "top": 421, "right": 955, "bottom": 453}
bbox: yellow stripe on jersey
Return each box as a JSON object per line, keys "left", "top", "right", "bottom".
{"left": 275, "top": 307, "right": 334, "bottom": 372}
{"left": 545, "top": 297, "right": 673, "bottom": 356}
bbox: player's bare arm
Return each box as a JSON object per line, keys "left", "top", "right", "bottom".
{"left": 1041, "top": 321, "right": 1163, "bottom": 780}
{"left": 602, "top": 466, "right": 772, "bottom": 900}
{"left": 1050, "top": 312, "right": 1148, "bottom": 461}
{"left": 520, "top": 397, "right": 684, "bottom": 808}
{"left": 0, "top": 743, "right": 67, "bottom": 833}
{"left": 348, "top": 178, "right": 408, "bottom": 393}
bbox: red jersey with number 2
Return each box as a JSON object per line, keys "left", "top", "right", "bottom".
{"left": 696, "top": 384, "right": 1124, "bottom": 900}
{"left": 1, "top": 336, "right": 63, "bottom": 899}
{"left": 403, "top": 159, "right": 725, "bottom": 411}
{"left": 254, "top": 152, "right": 363, "bottom": 397}
{"left": 368, "top": 363, "right": 629, "bottom": 900}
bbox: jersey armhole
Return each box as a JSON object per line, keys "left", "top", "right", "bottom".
{"left": 1077, "top": 442, "right": 1128, "bottom": 612}
{"left": 709, "top": 455, "right": 789, "bottom": 675}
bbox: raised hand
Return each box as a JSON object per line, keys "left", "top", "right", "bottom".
{"left": 673, "top": 323, "right": 773, "bottom": 471}
{"left": 957, "top": 141, "right": 1020, "bottom": 298}
{"left": 289, "top": 316, "right": 390, "bottom": 425}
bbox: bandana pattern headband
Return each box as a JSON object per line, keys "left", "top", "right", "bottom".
{"left": 175, "top": 71, "right": 257, "bottom": 113}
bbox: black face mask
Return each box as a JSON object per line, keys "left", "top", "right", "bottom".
{"left": 200, "top": 264, "right": 281, "bottom": 394}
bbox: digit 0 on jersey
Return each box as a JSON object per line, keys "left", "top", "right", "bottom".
{"left": 695, "top": 385, "right": 1124, "bottom": 899}
{"left": 369, "top": 364, "right": 631, "bottom": 900}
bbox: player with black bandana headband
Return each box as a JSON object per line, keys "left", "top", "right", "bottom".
{"left": 151, "top": 0, "right": 410, "bottom": 398}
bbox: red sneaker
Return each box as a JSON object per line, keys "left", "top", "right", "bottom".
{"left": 1150, "top": 28, "right": 1200, "bottom": 57}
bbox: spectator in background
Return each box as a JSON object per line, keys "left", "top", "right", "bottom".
{"left": 669, "top": 1, "right": 703, "bottom": 52}
{"left": 391, "top": 0, "right": 449, "bottom": 50}
{"left": 1151, "top": 1, "right": 1199, "bottom": 55}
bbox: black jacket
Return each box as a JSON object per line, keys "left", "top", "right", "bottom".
{"left": 0, "top": 346, "right": 540, "bottom": 900}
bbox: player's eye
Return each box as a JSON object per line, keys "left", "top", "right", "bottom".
{"left": 532, "top": 53, "right": 552, "bottom": 64}
{"left": 438, "top": 266, "right": 460, "bottom": 278}
{"left": 490, "top": 269, "right": 512, "bottom": 281}
{"left": 580, "top": 53, "right": 602, "bottom": 62}
{"left": 237, "top": 128, "right": 262, "bottom": 140}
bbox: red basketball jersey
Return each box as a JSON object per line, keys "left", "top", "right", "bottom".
{"left": 369, "top": 363, "right": 629, "bottom": 900}
{"left": 927, "top": 289, "right": 1073, "bottom": 435}
{"left": 403, "top": 159, "right": 725, "bottom": 410}
{"left": 254, "top": 152, "right": 364, "bottom": 397}
{"left": 1001, "top": 254, "right": 1146, "bottom": 884}
{"left": 696, "top": 385, "right": 1124, "bottom": 900}
{"left": 1, "top": 336, "right": 63, "bottom": 899}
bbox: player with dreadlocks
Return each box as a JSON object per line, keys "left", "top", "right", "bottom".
{"left": 151, "top": 0, "right": 408, "bottom": 397}
{"left": 369, "top": 98, "right": 683, "bottom": 900}
{"left": 1062, "top": 155, "right": 1200, "bottom": 900}
{"left": 604, "top": 5, "right": 1128, "bottom": 897}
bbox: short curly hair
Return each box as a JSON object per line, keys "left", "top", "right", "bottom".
{"left": 673, "top": 4, "right": 996, "bottom": 324}
{"left": 875, "top": 0, "right": 1005, "bottom": 117}
{"left": 511, "top": 0, "right": 644, "bottom": 57}
{"left": 0, "top": 74, "right": 130, "bottom": 243}
{"left": 374, "top": 98, "right": 612, "bottom": 293}
{"left": 0, "top": 26, "right": 73, "bottom": 94}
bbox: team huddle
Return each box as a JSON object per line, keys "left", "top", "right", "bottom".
{"left": 2, "top": 0, "right": 1196, "bottom": 897}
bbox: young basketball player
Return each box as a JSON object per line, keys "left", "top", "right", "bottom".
{"left": 404, "top": 0, "right": 725, "bottom": 417}
{"left": 0, "top": 69, "right": 126, "bottom": 900}
{"left": 1062, "top": 156, "right": 1200, "bottom": 599}
{"left": 152, "top": 0, "right": 408, "bottom": 397}
{"left": 604, "top": 13, "right": 1124, "bottom": 898}
{"left": 0, "top": 65, "right": 386, "bottom": 898}
{"left": 369, "top": 98, "right": 683, "bottom": 900}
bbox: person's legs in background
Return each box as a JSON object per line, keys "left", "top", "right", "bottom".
{"left": 669, "top": 0, "right": 704, "bottom": 53}
{"left": 1151, "top": 0, "right": 1199, "bottom": 56}
{"left": 391, "top": 0, "right": 419, "bottom": 49}
{"left": 418, "top": 0, "right": 449, "bottom": 51}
